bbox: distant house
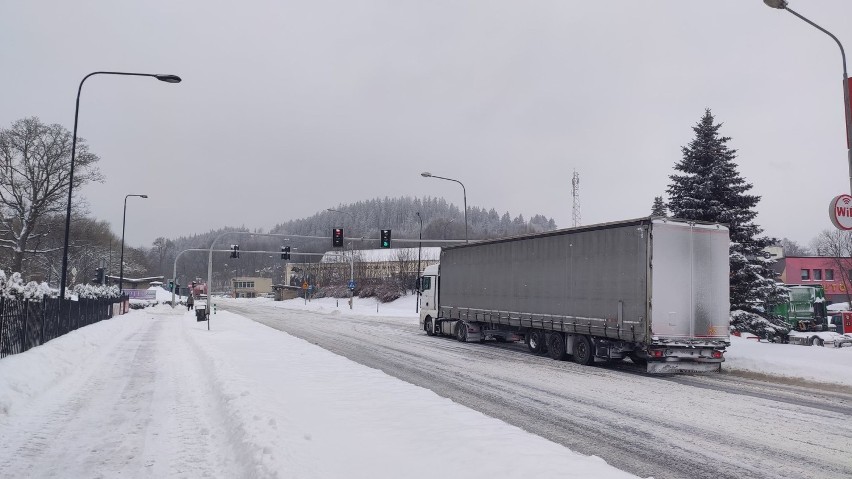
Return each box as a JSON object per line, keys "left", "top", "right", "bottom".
{"left": 320, "top": 247, "right": 441, "bottom": 278}
{"left": 288, "top": 247, "right": 440, "bottom": 289}
{"left": 232, "top": 276, "right": 273, "bottom": 298}
{"left": 770, "top": 256, "right": 852, "bottom": 304}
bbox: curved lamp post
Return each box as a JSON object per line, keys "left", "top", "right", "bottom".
{"left": 59, "top": 71, "right": 181, "bottom": 304}
{"left": 119, "top": 194, "right": 148, "bottom": 293}
{"left": 421, "top": 172, "right": 467, "bottom": 243}
{"left": 763, "top": 0, "right": 852, "bottom": 193}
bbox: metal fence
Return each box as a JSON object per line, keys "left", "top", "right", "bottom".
{"left": 0, "top": 296, "right": 123, "bottom": 359}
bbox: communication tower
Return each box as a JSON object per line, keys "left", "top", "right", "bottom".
{"left": 572, "top": 170, "right": 581, "bottom": 227}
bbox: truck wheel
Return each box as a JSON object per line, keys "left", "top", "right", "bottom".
{"left": 425, "top": 318, "right": 435, "bottom": 336}
{"left": 547, "top": 333, "right": 568, "bottom": 361}
{"left": 526, "top": 330, "right": 547, "bottom": 355}
{"left": 810, "top": 336, "right": 824, "bottom": 347}
{"left": 573, "top": 335, "right": 595, "bottom": 366}
{"left": 456, "top": 322, "right": 468, "bottom": 342}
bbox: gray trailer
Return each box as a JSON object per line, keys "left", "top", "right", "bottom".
{"left": 418, "top": 217, "right": 730, "bottom": 373}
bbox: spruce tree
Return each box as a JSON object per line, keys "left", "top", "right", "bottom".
{"left": 667, "top": 109, "right": 788, "bottom": 337}
{"left": 651, "top": 196, "right": 667, "bottom": 217}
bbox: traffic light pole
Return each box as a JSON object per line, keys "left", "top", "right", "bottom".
{"left": 206, "top": 232, "right": 333, "bottom": 328}
{"left": 172, "top": 248, "right": 232, "bottom": 307}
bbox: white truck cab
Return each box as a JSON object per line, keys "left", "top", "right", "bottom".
{"left": 419, "top": 264, "right": 440, "bottom": 334}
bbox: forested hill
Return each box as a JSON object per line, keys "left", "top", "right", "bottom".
{"left": 147, "top": 196, "right": 557, "bottom": 281}
{"left": 270, "top": 196, "right": 558, "bottom": 240}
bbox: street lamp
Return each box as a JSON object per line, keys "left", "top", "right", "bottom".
{"left": 421, "top": 172, "right": 468, "bottom": 243}
{"left": 119, "top": 194, "right": 148, "bottom": 293}
{"left": 416, "top": 211, "right": 423, "bottom": 313}
{"left": 59, "top": 71, "right": 181, "bottom": 303}
{"left": 763, "top": 0, "right": 852, "bottom": 194}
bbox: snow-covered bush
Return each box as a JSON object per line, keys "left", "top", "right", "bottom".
{"left": 0, "top": 270, "right": 59, "bottom": 300}
{"left": 306, "top": 279, "right": 404, "bottom": 303}
{"left": 318, "top": 284, "right": 350, "bottom": 299}
{"left": 129, "top": 298, "right": 157, "bottom": 309}
{"left": 374, "top": 282, "right": 404, "bottom": 303}
{"left": 357, "top": 283, "right": 375, "bottom": 298}
{"left": 72, "top": 283, "right": 121, "bottom": 300}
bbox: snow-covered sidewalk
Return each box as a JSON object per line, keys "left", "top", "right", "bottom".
{"left": 0, "top": 305, "right": 638, "bottom": 478}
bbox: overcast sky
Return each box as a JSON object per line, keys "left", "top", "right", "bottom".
{"left": 2, "top": 0, "right": 851, "bottom": 248}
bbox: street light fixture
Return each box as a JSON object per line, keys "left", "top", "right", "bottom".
{"left": 59, "top": 71, "right": 181, "bottom": 304}
{"left": 420, "top": 172, "right": 468, "bottom": 242}
{"left": 119, "top": 194, "right": 148, "bottom": 293}
{"left": 763, "top": 0, "right": 852, "bottom": 194}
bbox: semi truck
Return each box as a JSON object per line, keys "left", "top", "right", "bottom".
{"left": 769, "top": 284, "right": 827, "bottom": 332}
{"left": 418, "top": 217, "right": 731, "bottom": 374}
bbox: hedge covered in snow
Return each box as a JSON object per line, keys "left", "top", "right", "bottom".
{"left": 0, "top": 271, "right": 58, "bottom": 300}
{"left": 72, "top": 283, "right": 121, "bottom": 300}
{"left": 0, "top": 270, "right": 121, "bottom": 301}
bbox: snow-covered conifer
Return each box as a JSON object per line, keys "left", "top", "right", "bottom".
{"left": 667, "top": 109, "right": 788, "bottom": 337}
{"left": 651, "top": 196, "right": 667, "bottom": 217}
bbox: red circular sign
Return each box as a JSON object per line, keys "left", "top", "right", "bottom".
{"left": 829, "top": 194, "right": 852, "bottom": 230}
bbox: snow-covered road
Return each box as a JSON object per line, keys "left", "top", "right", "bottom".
{"left": 224, "top": 298, "right": 852, "bottom": 479}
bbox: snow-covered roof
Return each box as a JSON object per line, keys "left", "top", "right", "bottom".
{"left": 320, "top": 247, "right": 440, "bottom": 263}
{"left": 105, "top": 275, "right": 165, "bottom": 282}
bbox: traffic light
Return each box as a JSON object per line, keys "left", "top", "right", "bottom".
{"left": 168, "top": 279, "right": 174, "bottom": 291}
{"left": 333, "top": 228, "right": 344, "bottom": 248}
{"left": 93, "top": 267, "right": 104, "bottom": 285}
{"left": 230, "top": 244, "right": 240, "bottom": 258}
{"left": 281, "top": 246, "right": 291, "bottom": 260}
{"left": 380, "top": 229, "right": 391, "bottom": 248}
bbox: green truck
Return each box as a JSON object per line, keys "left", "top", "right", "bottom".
{"left": 771, "top": 285, "right": 827, "bottom": 332}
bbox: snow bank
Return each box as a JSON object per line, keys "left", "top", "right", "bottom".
{"left": 148, "top": 285, "right": 184, "bottom": 302}
{"left": 0, "top": 314, "right": 147, "bottom": 416}
{"left": 724, "top": 335, "right": 852, "bottom": 386}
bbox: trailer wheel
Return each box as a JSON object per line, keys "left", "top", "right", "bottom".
{"left": 573, "top": 335, "right": 595, "bottom": 366}
{"left": 547, "top": 333, "right": 568, "bottom": 361}
{"left": 526, "top": 330, "right": 547, "bottom": 355}
{"left": 425, "top": 318, "right": 435, "bottom": 336}
{"left": 456, "top": 322, "right": 468, "bottom": 342}
{"left": 810, "top": 336, "right": 824, "bottom": 347}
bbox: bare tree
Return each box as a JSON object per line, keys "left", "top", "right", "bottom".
{"left": 780, "top": 237, "right": 810, "bottom": 256}
{"left": 394, "top": 248, "right": 416, "bottom": 291}
{"left": 149, "top": 237, "right": 176, "bottom": 277}
{"left": 0, "top": 117, "right": 102, "bottom": 274}
{"left": 812, "top": 229, "right": 852, "bottom": 305}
